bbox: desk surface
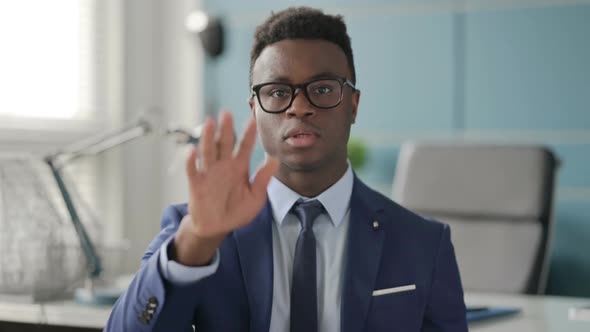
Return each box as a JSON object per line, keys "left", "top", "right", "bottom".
{"left": 467, "top": 293, "right": 590, "bottom": 331}
{"left": 1, "top": 293, "right": 588, "bottom": 330}
{"left": 0, "top": 300, "right": 111, "bottom": 328}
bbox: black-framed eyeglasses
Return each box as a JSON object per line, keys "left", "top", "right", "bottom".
{"left": 250, "top": 77, "right": 356, "bottom": 113}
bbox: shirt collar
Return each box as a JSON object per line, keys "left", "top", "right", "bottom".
{"left": 267, "top": 163, "right": 353, "bottom": 227}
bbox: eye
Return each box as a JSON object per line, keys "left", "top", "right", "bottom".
{"left": 268, "top": 88, "right": 290, "bottom": 98}
{"left": 313, "top": 85, "right": 333, "bottom": 95}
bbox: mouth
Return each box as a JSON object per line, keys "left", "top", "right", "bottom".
{"left": 284, "top": 129, "right": 319, "bottom": 148}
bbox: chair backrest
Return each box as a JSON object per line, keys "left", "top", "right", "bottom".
{"left": 392, "top": 142, "right": 559, "bottom": 294}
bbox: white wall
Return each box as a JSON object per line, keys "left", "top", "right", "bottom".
{"left": 120, "top": 0, "right": 204, "bottom": 272}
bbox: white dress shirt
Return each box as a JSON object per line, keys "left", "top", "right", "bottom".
{"left": 159, "top": 164, "right": 354, "bottom": 332}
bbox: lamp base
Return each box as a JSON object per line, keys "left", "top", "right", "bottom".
{"left": 74, "top": 274, "right": 133, "bottom": 306}
{"left": 74, "top": 286, "right": 122, "bottom": 306}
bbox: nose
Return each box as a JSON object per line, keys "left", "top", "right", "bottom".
{"left": 285, "top": 89, "right": 316, "bottom": 118}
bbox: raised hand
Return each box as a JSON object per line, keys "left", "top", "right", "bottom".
{"left": 172, "top": 111, "right": 279, "bottom": 266}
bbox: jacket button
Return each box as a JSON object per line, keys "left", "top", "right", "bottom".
{"left": 143, "top": 310, "right": 152, "bottom": 321}
{"left": 138, "top": 313, "right": 149, "bottom": 325}
{"left": 148, "top": 296, "right": 159, "bottom": 307}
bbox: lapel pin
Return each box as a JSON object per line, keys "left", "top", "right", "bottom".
{"left": 372, "top": 220, "right": 379, "bottom": 230}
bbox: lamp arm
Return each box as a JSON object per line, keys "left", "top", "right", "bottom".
{"left": 44, "top": 117, "right": 154, "bottom": 279}
{"left": 50, "top": 119, "right": 152, "bottom": 170}
{"left": 45, "top": 157, "right": 103, "bottom": 278}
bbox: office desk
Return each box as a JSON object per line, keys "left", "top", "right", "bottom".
{"left": 467, "top": 293, "right": 590, "bottom": 331}
{"left": 1, "top": 293, "right": 588, "bottom": 331}
{"left": 0, "top": 300, "right": 111, "bottom": 331}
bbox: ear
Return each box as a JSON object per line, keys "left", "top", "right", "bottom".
{"left": 248, "top": 96, "right": 256, "bottom": 118}
{"left": 350, "top": 90, "right": 360, "bottom": 124}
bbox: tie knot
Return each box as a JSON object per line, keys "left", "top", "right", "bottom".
{"left": 292, "top": 199, "right": 324, "bottom": 230}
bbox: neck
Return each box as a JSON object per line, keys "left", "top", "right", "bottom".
{"left": 275, "top": 159, "right": 349, "bottom": 198}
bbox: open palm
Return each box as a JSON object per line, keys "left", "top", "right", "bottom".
{"left": 184, "top": 112, "right": 278, "bottom": 239}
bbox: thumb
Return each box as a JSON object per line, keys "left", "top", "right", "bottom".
{"left": 251, "top": 157, "right": 279, "bottom": 199}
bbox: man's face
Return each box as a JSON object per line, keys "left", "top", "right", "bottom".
{"left": 249, "top": 39, "right": 360, "bottom": 173}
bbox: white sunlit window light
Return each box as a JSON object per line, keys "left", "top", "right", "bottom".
{"left": 0, "top": 1, "right": 90, "bottom": 120}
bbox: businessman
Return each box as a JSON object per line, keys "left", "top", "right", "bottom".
{"left": 105, "top": 6, "right": 467, "bottom": 332}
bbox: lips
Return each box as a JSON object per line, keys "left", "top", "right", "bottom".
{"left": 284, "top": 128, "right": 319, "bottom": 148}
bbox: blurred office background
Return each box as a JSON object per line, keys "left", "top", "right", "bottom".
{"left": 0, "top": 0, "right": 588, "bottom": 300}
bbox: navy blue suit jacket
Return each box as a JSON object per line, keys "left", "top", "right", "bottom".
{"left": 105, "top": 176, "right": 467, "bottom": 331}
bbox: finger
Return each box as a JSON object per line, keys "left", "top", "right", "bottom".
{"left": 250, "top": 156, "right": 279, "bottom": 198}
{"left": 217, "top": 111, "right": 235, "bottom": 160}
{"left": 185, "top": 145, "right": 199, "bottom": 179}
{"left": 199, "top": 117, "right": 216, "bottom": 171}
{"left": 235, "top": 118, "right": 257, "bottom": 162}
{"left": 185, "top": 146, "right": 201, "bottom": 199}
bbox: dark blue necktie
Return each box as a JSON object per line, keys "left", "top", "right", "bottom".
{"left": 290, "top": 199, "right": 324, "bottom": 332}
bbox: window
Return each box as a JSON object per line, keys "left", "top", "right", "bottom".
{"left": 0, "top": 0, "right": 115, "bottom": 141}
{"left": 0, "top": 1, "right": 80, "bottom": 119}
{"left": 0, "top": 1, "right": 123, "bottom": 247}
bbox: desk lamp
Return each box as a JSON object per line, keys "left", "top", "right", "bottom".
{"left": 44, "top": 113, "right": 201, "bottom": 305}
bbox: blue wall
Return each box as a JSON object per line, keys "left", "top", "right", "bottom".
{"left": 203, "top": 0, "right": 590, "bottom": 297}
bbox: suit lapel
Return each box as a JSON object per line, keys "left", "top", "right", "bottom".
{"left": 234, "top": 201, "right": 274, "bottom": 332}
{"left": 341, "top": 177, "right": 385, "bottom": 332}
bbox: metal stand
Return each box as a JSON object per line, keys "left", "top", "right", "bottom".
{"left": 44, "top": 118, "right": 152, "bottom": 306}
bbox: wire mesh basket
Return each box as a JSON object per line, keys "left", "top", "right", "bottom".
{"left": 0, "top": 154, "right": 101, "bottom": 302}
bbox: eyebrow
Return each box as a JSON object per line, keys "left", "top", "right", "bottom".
{"left": 309, "top": 72, "right": 345, "bottom": 80}
{"left": 262, "top": 71, "right": 345, "bottom": 83}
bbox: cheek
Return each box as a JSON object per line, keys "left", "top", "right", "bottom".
{"left": 255, "top": 112, "right": 280, "bottom": 151}
{"left": 326, "top": 109, "right": 353, "bottom": 140}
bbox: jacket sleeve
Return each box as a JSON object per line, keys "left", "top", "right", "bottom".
{"left": 104, "top": 205, "right": 204, "bottom": 332}
{"left": 421, "top": 224, "right": 468, "bottom": 332}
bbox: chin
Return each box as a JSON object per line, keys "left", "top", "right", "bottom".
{"left": 281, "top": 156, "right": 325, "bottom": 173}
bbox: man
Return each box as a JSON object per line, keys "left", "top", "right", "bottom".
{"left": 105, "top": 7, "right": 467, "bottom": 332}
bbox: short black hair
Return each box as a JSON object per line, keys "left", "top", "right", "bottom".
{"left": 250, "top": 7, "right": 356, "bottom": 86}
